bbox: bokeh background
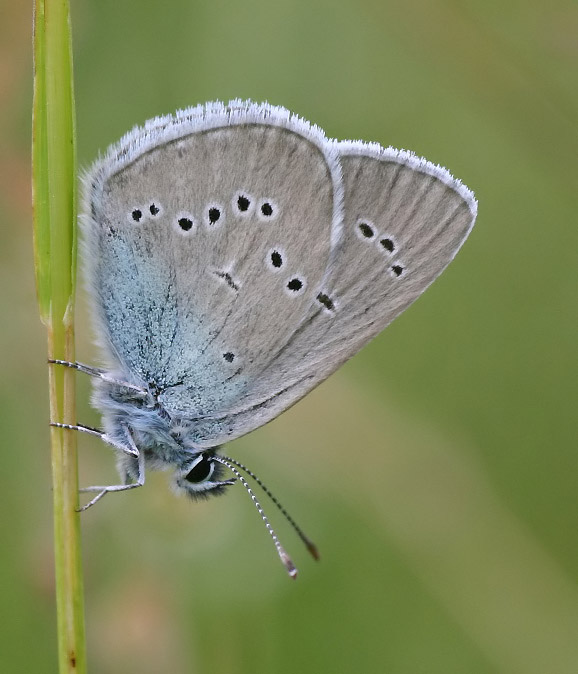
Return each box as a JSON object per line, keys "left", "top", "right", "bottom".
{"left": 2, "top": 1, "right": 578, "bottom": 672}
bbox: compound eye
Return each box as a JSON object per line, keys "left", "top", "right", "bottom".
{"left": 184, "top": 455, "right": 214, "bottom": 483}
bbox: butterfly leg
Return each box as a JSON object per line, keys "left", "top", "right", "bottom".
{"left": 50, "top": 422, "right": 138, "bottom": 458}
{"left": 48, "top": 359, "right": 147, "bottom": 395}
{"left": 78, "top": 445, "right": 145, "bottom": 511}
{"left": 83, "top": 424, "right": 144, "bottom": 511}
{"left": 50, "top": 422, "right": 145, "bottom": 510}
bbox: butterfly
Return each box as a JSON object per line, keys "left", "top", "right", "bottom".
{"left": 51, "top": 100, "right": 476, "bottom": 575}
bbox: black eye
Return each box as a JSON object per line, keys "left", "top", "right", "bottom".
{"left": 185, "top": 456, "right": 213, "bottom": 483}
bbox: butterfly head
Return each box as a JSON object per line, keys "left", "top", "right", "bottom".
{"left": 173, "top": 451, "right": 236, "bottom": 500}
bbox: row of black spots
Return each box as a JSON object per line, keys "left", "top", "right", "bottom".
{"left": 354, "top": 219, "right": 405, "bottom": 278}
{"left": 355, "top": 219, "right": 397, "bottom": 255}
{"left": 263, "top": 249, "right": 337, "bottom": 309}
{"left": 278, "top": 275, "right": 338, "bottom": 315}
{"left": 262, "top": 248, "right": 306, "bottom": 296}
{"left": 128, "top": 200, "right": 223, "bottom": 233}
{"left": 265, "top": 248, "right": 305, "bottom": 294}
{"left": 130, "top": 193, "right": 276, "bottom": 233}
{"left": 263, "top": 248, "right": 307, "bottom": 297}
{"left": 130, "top": 201, "right": 163, "bottom": 223}
{"left": 233, "top": 191, "right": 278, "bottom": 221}
{"left": 177, "top": 198, "right": 274, "bottom": 232}
{"left": 176, "top": 204, "right": 225, "bottom": 233}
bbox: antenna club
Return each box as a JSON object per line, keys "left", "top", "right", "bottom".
{"left": 280, "top": 551, "right": 298, "bottom": 579}
{"left": 306, "top": 540, "right": 321, "bottom": 561}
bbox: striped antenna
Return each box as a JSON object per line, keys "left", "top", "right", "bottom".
{"left": 212, "top": 455, "right": 298, "bottom": 579}
{"left": 221, "top": 454, "right": 320, "bottom": 561}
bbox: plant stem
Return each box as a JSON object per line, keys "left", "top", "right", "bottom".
{"left": 32, "top": 0, "right": 86, "bottom": 670}
{"left": 48, "top": 327, "right": 85, "bottom": 673}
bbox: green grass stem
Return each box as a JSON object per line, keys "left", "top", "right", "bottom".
{"left": 32, "top": 0, "right": 86, "bottom": 671}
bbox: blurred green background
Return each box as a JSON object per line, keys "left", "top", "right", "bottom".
{"left": 2, "top": 1, "right": 578, "bottom": 672}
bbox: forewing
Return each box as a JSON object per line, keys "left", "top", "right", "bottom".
{"left": 84, "top": 103, "right": 341, "bottom": 422}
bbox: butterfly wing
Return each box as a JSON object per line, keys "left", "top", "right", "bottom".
{"left": 84, "top": 102, "right": 342, "bottom": 429}
{"left": 194, "top": 140, "right": 477, "bottom": 445}
{"left": 85, "top": 102, "right": 476, "bottom": 448}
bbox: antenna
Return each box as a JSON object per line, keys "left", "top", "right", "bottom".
{"left": 212, "top": 455, "right": 298, "bottom": 579}
{"left": 221, "top": 454, "right": 320, "bottom": 561}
